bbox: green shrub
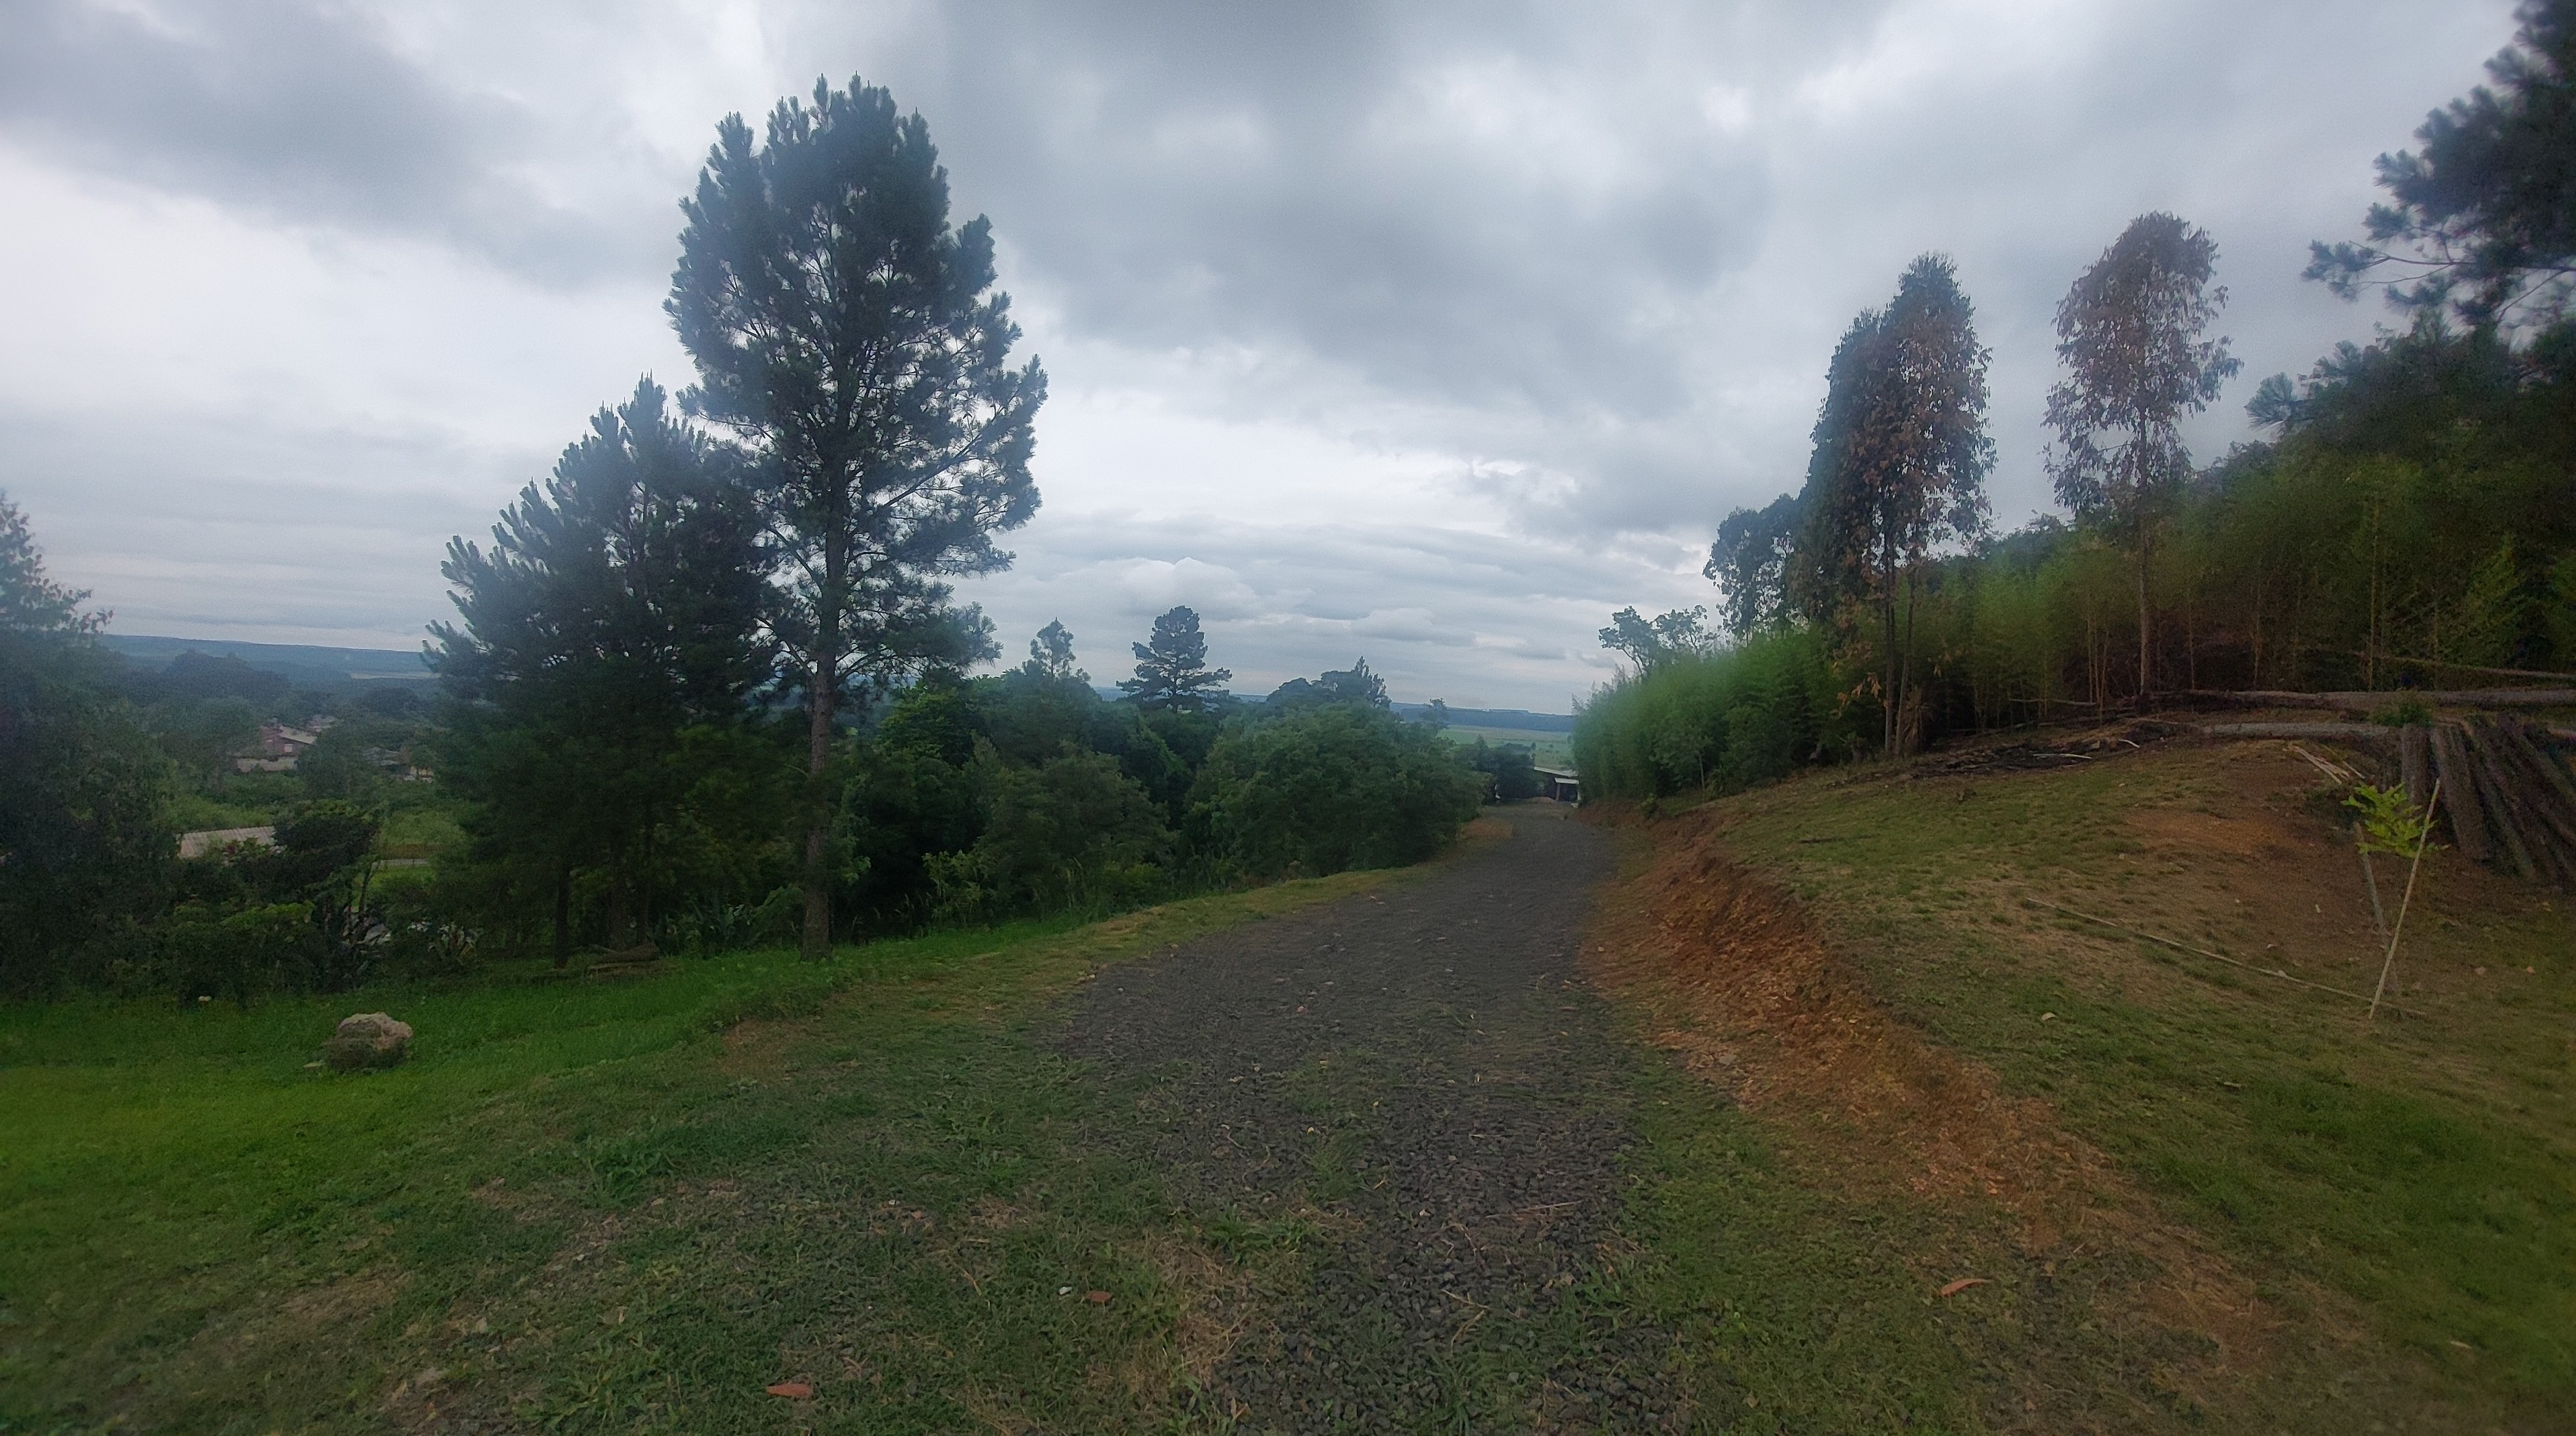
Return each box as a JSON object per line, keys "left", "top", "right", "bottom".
{"left": 159, "top": 902, "right": 322, "bottom": 1008}
{"left": 1571, "top": 627, "right": 1853, "bottom": 801}
{"left": 1187, "top": 705, "right": 1484, "bottom": 877}
{"left": 931, "top": 750, "right": 1172, "bottom": 918}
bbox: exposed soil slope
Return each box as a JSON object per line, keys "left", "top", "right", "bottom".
{"left": 1586, "top": 733, "right": 2575, "bottom": 1434}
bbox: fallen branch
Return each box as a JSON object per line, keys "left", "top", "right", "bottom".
{"left": 2192, "top": 689, "right": 2576, "bottom": 712}
{"left": 2309, "top": 651, "right": 2576, "bottom": 682}
{"left": 2285, "top": 743, "right": 2363, "bottom": 784}
{"left": 2022, "top": 897, "right": 2416, "bottom": 1015}
{"left": 2201, "top": 721, "right": 2394, "bottom": 745}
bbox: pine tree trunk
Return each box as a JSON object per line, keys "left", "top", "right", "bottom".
{"left": 801, "top": 643, "right": 837, "bottom": 961}
{"left": 551, "top": 858, "right": 572, "bottom": 969}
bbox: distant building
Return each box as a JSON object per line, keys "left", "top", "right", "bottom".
{"left": 234, "top": 722, "right": 319, "bottom": 773}
{"left": 178, "top": 826, "right": 276, "bottom": 860}
{"left": 1532, "top": 767, "right": 1581, "bottom": 803}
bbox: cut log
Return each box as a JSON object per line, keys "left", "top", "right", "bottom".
{"left": 2430, "top": 724, "right": 2493, "bottom": 863}
{"left": 2199, "top": 721, "right": 2396, "bottom": 745}
{"left": 2465, "top": 724, "right": 2538, "bottom": 881}
{"left": 2506, "top": 722, "right": 2576, "bottom": 812}
{"left": 2192, "top": 689, "right": 2576, "bottom": 712}
{"left": 2400, "top": 726, "right": 2432, "bottom": 813}
{"left": 2490, "top": 723, "right": 2576, "bottom": 879}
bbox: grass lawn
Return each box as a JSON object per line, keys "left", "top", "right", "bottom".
{"left": 3, "top": 816, "right": 2017, "bottom": 1435}
{"left": 1654, "top": 739, "right": 2575, "bottom": 1430}
{"left": 1, "top": 876, "right": 1423, "bottom": 1433}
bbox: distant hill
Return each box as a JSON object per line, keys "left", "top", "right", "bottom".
{"left": 1075, "top": 684, "right": 1574, "bottom": 731}
{"left": 100, "top": 635, "right": 434, "bottom": 692}
{"left": 91, "top": 643, "right": 1582, "bottom": 726}
{"left": 1391, "top": 703, "right": 1574, "bottom": 733}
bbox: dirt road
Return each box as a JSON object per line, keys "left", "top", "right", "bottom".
{"left": 1061, "top": 807, "right": 1685, "bottom": 1432}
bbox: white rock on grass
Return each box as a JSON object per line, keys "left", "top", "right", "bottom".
{"left": 322, "top": 1012, "right": 414, "bottom": 1072}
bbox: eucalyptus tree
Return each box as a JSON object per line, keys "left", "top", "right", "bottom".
{"left": 1596, "top": 607, "right": 1715, "bottom": 673}
{"left": 1799, "top": 255, "right": 1993, "bottom": 754}
{"left": 2046, "top": 214, "right": 2239, "bottom": 702}
{"left": 1706, "top": 491, "right": 1801, "bottom": 638}
{"left": 669, "top": 77, "right": 1045, "bottom": 959}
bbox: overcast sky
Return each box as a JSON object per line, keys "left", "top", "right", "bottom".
{"left": 0, "top": 0, "right": 2521, "bottom": 710}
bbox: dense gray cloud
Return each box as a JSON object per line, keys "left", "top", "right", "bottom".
{"left": 0, "top": 0, "right": 665, "bottom": 280}
{"left": 0, "top": 0, "right": 2526, "bottom": 708}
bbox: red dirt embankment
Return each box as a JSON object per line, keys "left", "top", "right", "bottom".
{"left": 1583, "top": 798, "right": 2339, "bottom": 1431}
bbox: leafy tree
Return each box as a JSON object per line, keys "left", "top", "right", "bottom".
{"left": 2045, "top": 214, "right": 2240, "bottom": 702}
{"left": 1021, "top": 619, "right": 1085, "bottom": 684}
{"left": 2309, "top": 0, "right": 2576, "bottom": 328}
{"left": 0, "top": 491, "right": 100, "bottom": 639}
{"left": 1265, "top": 658, "right": 1390, "bottom": 711}
{"left": 1596, "top": 607, "right": 1714, "bottom": 673}
{"left": 1705, "top": 492, "right": 1801, "bottom": 638}
{"left": 433, "top": 380, "right": 774, "bottom": 961}
{"left": 1462, "top": 737, "right": 1543, "bottom": 802}
{"left": 669, "top": 75, "right": 1044, "bottom": 959}
{"left": 1119, "top": 604, "right": 1231, "bottom": 710}
{"left": 0, "top": 493, "right": 174, "bottom": 994}
{"left": 152, "top": 695, "right": 260, "bottom": 790}
{"left": 1188, "top": 704, "right": 1483, "bottom": 878}
{"left": 931, "top": 751, "right": 1171, "bottom": 916}
{"left": 837, "top": 691, "right": 983, "bottom": 933}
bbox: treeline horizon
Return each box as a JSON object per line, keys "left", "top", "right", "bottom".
{"left": 0, "top": 74, "right": 1534, "bottom": 1003}
{"left": 1579, "top": 0, "right": 2576, "bottom": 801}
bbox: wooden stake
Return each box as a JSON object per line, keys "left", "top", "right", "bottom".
{"left": 2369, "top": 779, "right": 2439, "bottom": 1023}
{"left": 2358, "top": 846, "right": 2388, "bottom": 938}
{"left": 2400, "top": 725, "right": 2432, "bottom": 814}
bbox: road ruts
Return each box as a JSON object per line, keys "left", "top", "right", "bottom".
{"left": 1058, "top": 807, "right": 1686, "bottom": 1433}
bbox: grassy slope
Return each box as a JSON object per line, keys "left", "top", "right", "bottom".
{"left": 23, "top": 746, "right": 2560, "bottom": 1433}
{"left": 0, "top": 878, "right": 1421, "bottom": 1433}
{"left": 1687, "top": 740, "right": 2575, "bottom": 1426}
{"left": 4, "top": 818, "right": 2008, "bottom": 1435}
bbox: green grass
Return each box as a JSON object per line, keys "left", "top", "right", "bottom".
{"left": 0, "top": 877, "right": 1410, "bottom": 1433}
{"left": 1611, "top": 1057, "right": 1981, "bottom": 1433}
{"left": 1, "top": 815, "right": 2015, "bottom": 1435}
{"left": 1707, "top": 748, "right": 2576, "bottom": 1420}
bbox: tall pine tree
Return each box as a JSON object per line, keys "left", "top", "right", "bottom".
{"left": 669, "top": 77, "right": 1043, "bottom": 959}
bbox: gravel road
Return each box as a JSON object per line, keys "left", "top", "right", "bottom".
{"left": 1060, "top": 806, "right": 1685, "bottom": 1433}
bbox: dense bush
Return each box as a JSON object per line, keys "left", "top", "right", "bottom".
{"left": 1460, "top": 736, "right": 1544, "bottom": 802}
{"left": 1188, "top": 704, "right": 1484, "bottom": 877}
{"left": 930, "top": 751, "right": 1172, "bottom": 918}
{"left": 1572, "top": 627, "right": 1854, "bottom": 802}
{"left": 0, "top": 650, "right": 178, "bottom": 993}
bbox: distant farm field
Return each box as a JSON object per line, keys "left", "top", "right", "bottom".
{"left": 1440, "top": 724, "right": 1574, "bottom": 769}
